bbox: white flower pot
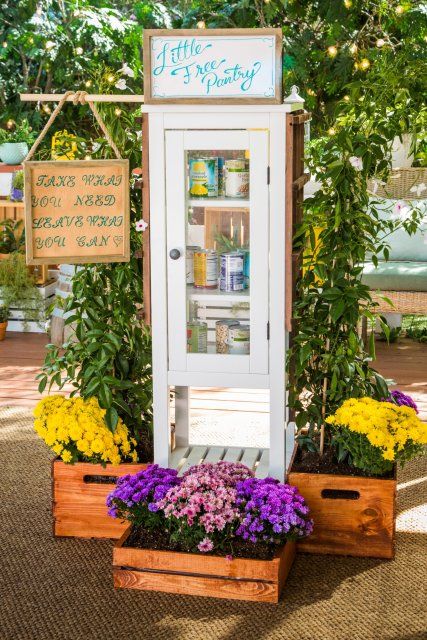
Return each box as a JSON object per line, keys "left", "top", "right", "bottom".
{"left": 391, "top": 134, "right": 414, "bottom": 168}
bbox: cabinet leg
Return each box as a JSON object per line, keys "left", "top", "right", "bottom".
{"left": 153, "top": 377, "right": 171, "bottom": 468}
{"left": 174, "top": 386, "right": 190, "bottom": 448}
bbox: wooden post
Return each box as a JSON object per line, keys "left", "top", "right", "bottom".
{"left": 142, "top": 115, "right": 151, "bottom": 325}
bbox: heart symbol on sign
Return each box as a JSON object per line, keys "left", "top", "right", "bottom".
{"left": 113, "top": 236, "right": 123, "bottom": 247}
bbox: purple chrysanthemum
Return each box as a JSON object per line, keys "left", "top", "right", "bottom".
{"left": 106, "top": 464, "right": 180, "bottom": 526}
{"left": 386, "top": 390, "right": 418, "bottom": 413}
{"left": 235, "top": 477, "right": 313, "bottom": 544}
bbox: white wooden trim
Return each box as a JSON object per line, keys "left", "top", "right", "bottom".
{"left": 183, "top": 130, "right": 249, "bottom": 150}
{"left": 248, "top": 129, "right": 269, "bottom": 375}
{"left": 268, "top": 113, "right": 287, "bottom": 479}
{"left": 167, "top": 371, "right": 270, "bottom": 388}
{"left": 165, "top": 130, "right": 187, "bottom": 372}
{"left": 174, "top": 386, "right": 190, "bottom": 447}
{"left": 149, "top": 112, "right": 171, "bottom": 468}
{"left": 164, "top": 113, "right": 270, "bottom": 130}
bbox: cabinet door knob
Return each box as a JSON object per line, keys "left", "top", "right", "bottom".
{"left": 169, "top": 248, "right": 181, "bottom": 260}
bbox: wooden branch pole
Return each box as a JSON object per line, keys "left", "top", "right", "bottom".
{"left": 20, "top": 93, "right": 145, "bottom": 103}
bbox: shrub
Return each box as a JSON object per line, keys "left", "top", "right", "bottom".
{"left": 326, "top": 397, "right": 427, "bottom": 475}
{"left": 33, "top": 395, "right": 138, "bottom": 465}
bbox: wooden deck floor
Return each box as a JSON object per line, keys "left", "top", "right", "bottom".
{"left": 0, "top": 332, "right": 425, "bottom": 420}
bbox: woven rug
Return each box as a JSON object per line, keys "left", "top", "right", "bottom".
{"left": 0, "top": 406, "right": 426, "bottom": 640}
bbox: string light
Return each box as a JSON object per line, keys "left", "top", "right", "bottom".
{"left": 114, "top": 108, "right": 122, "bottom": 116}
{"left": 328, "top": 127, "right": 336, "bottom": 136}
{"left": 197, "top": 21, "right": 206, "bottom": 29}
{"left": 2, "top": 42, "right": 7, "bottom": 48}
{"left": 85, "top": 80, "right": 92, "bottom": 88}
{"left": 75, "top": 46, "right": 83, "bottom": 55}
{"left": 73, "top": 9, "right": 81, "bottom": 17}
{"left": 6, "top": 119, "right": 15, "bottom": 129}
{"left": 344, "top": 0, "right": 352, "bottom": 7}
{"left": 376, "top": 38, "right": 385, "bottom": 47}
{"left": 45, "top": 40, "right": 55, "bottom": 50}
{"left": 360, "top": 58, "right": 371, "bottom": 70}
{"left": 395, "top": 5, "right": 404, "bottom": 14}
{"left": 107, "top": 74, "right": 115, "bottom": 83}
{"left": 307, "top": 88, "right": 316, "bottom": 96}
{"left": 343, "top": 95, "right": 350, "bottom": 102}
{"left": 43, "top": 105, "right": 51, "bottom": 114}
{"left": 349, "top": 44, "right": 358, "bottom": 55}
{"left": 327, "top": 45, "right": 338, "bottom": 57}
{"left": 28, "top": 37, "right": 34, "bottom": 44}
{"left": 36, "top": 6, "right": 42, "bottom": 15}
{"left": 354, "top": 62, "right": 359, "bottom": 70}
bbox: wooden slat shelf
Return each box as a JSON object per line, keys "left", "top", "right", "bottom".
{"left": 170, "top": 444, "right": 269, "bottom": 477}
{"left": 0, "top": 200, "right": 24, "bottom": 208}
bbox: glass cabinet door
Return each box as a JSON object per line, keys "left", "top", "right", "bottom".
{"left": 166, "top": 129, "right": 269, "bottom": 375}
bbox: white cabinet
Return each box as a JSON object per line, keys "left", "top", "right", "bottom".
{"left": 165, "top": 129, "right": 269, "bottom": 375}
{"left": 147, "top": 105, "right": 299, "bottom": 478}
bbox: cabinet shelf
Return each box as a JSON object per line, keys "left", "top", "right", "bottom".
{"left": 188, "top": 198, "right": 250, "bottom": 209}
{"left": 187, "top": 286, "right": 250, "bottom": 303}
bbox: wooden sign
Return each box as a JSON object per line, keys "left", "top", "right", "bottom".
{"left": 143, "top": 28, "right": 282, "bottom": 104}
{"left": 24, "top": 160, "right": 130, "bottom": 265}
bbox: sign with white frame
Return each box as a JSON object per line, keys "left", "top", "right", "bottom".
{"left": 143, "top": 28, "right": 282, "bottom": 104}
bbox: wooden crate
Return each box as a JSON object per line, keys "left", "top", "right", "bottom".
{"left": 113, "top": 527, "right": 296, "bottom": 603}
{"left": 288, "top": 460, "right": 396, "bottom": 559}
{"left": 52, "top": 460, "right": 148, "bottom": 539}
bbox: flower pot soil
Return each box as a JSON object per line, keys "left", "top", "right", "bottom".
{"left": 113, "top": 526, "right": 296, "bottom": 603}
{"left": 287, "top": 446, "right": 396, "bottom": 559}
{"left": 52, "top": 460, "right": 149, "bottom": 539}
{"left": 125, "top": 523, "right": 278, "bottom": 560}
{"left": 291, "top": 446, "right": 394, "bottom": 479}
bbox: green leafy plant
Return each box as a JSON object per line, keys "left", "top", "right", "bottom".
{"left": 378, "top": 319, "right": 401, "bottom": 344}
{"left": 0, "top": 219, "right": 25, "bottom": 253}
{"left": 0, "top": 253, "right": 45, "bottom": 328}
{"left": 12, "top": 170, "right": 24, "bottom": 190}
{"left": 0, "top": 119, "right": 36, "bottom": 145}
{"left": 37, "top": 66, "right": 153, "bottom": 461}
{"left": 0, "top": 305, "right": 8, "bottom": 323}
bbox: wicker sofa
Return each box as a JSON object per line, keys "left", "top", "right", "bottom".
{"left": 363, "top": 168, "right": 427, "bottom": 315}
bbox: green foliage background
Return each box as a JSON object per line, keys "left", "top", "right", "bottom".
{"left": 1, "top": 1, "right": 426, "bottom": 461}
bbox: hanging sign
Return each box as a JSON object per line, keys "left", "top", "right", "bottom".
{"left": 143, "top": 28, "right": 282, "bottom": 104}
{"left": 24, "top": 160, "right": 130, "bottom": 265}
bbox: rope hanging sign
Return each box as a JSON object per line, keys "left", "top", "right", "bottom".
{"left": 24, "top": 91, "right": 130, "bottom": 265}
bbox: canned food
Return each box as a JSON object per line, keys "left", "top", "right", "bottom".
{"left": 215, "top": 319, "right": 239, "bottom": 354}
{"left": 186, "top": 245, "right": 200, "bottom": 285}
{"left": 243, "top": 250, "right": 250, "bottom": 289}
{"left": 194, "top": 250, "right": 218, "bottom": 289}
{"left": 189, "top": 158, "right": 218, "bottom": 198}
{"left": 225, "top": 159, "right": 249, "bottom": 198}
{"left": 220, "top": 251, "right": 244, "bottom": 292}
{"left": 217, "top": 157, "right": 225, "bottom": 196}
{"left": 187, "top": 321, "right": 208, "bottom": 353}
{"left": 225, "top": 159, "right": 246, "bottom": 171}
{"left": 228, "top": 324, "right": 250, "bottom": 355}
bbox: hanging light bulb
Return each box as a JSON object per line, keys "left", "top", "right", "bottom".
{"left": 107, "top": 74, "right": 115, "bottom": 83}
{"left": 343, "top": 95, "right": 350, "bottom": 102}
{"left": 85, "top": 155, "right": 92, "bottom": 160}
{"left": 307, "top": 88, "right": 316, "bottom": 96}
{"left": 43, "top": 105, "right": 51, "bottom": 115}
{"left": 395, "top": 5, "right": 404, "bottom": 14}
{"left": 114, "top": 108, "right": 122, "bottom": 116}
{"left": 85, "top": 80, "right": 92, "bottom": 88}
{"left": 354, "top": 61, "right": 359, "bottom": 70}
{"left": 376, "top": 38, "right": 385, "bottom": 47}
{"left": 197, "top": 21, "right": 206, "bottom": 29}
{"left": 327, "top": 45, "right": 338, "bottom": 57}
{"left": 349, "top": 43, "right": 358, "bottom": 55}
{"left": 360, "top": 58, "right": 371, "bottom": 70}
{"left": 75, "top": 46, "right": 83, "bottom": 55}
{"left": 6, "top": 119, "right": 15, "bottom": 129}
{"left": 28, "top": 37, "right": 34, "bottom": 44}
{"left": 2, "top": 41, "right": 7, "bottom": 48}
{"left": 344, "top": 0, "right": 352, "bottom": 7}
{"left": 328, "top": 127, "right": 336, "bottom": 136}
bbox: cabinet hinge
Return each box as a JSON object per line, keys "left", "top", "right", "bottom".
{"left": 267, "top": 321, "right": 270, "bottom": 340}
{"left": 267, "top": 166, "right": 270, "bottom": 185}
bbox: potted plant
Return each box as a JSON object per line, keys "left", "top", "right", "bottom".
{"left": 288, "top": 394, "right": 426, "bottom": 558}
{"left": 0, "top": 219, "right": 24, "bottom": 256}
{"left": 0, "top": 119, "right": 36, "bottom": 165}
{"left": 0, "top": 305, "right": 8, "bottom": 340}
{"left": 109, "top": 461, "right": 313, "bottom": 603}
{"left": 0, "top": 252, "right": 45, "bottom": 329}
{"left": 10, "top": 170, "right": 24, "bottom": 201}
{"left": 34, "top": 395, "right": 148, "bottom": 539}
